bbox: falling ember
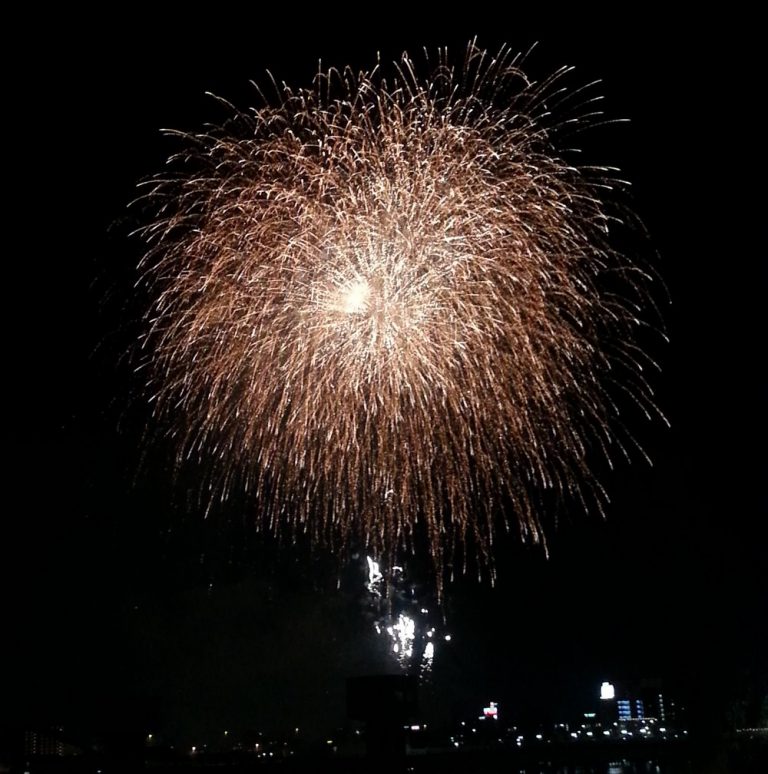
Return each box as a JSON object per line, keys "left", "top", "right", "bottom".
{"left": 365, "top": 555, "right": 444, "bottom": 674}
{"left": 136, "top": 42, "right": 664, "bottom": 592}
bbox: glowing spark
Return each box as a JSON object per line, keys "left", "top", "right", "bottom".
{"left": 137, "top": 42, "right": 664, "bottom": 592}
{"left": 392, "top": 614, "right": 416, "bottom": 659}
{"left": 365, "top": 555, "right": 440, "bottom": 672}
{"left": 366, "top": 556, "right": 383, "bottom": 592}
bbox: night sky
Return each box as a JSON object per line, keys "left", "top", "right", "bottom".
{"left": 6, "top": 8, "right": 764, "bottom": 751}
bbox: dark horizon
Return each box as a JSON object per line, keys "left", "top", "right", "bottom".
{"left": 5, "top": 7, "right": 764, "bottom": 762}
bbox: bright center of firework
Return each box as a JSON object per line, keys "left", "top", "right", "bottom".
{"left": 342, "top": 280, "right": 370, "bottom": 315}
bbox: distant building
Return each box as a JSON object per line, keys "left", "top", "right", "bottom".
{"left": 599, "top": 679, "right": 680, "bottom": 725}
{"left": 25, "top": 731, "right": 63, "bottom": 757}
{"left": 24, "top": 729, "right": 80, "bottom": 758}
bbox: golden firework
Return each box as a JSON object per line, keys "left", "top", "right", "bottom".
{"left": 137, "top": 43, "right": 663, "bottom": 591}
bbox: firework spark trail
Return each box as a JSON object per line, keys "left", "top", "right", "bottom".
{"left": 137, "top": 43, "right": 664, "bottom": 592}
{"left": 365, "top": 555, "right": 441, "bottom": 673}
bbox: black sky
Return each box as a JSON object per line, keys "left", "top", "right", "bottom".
{"left": 6, "top": 7, "right": 765, "bottom": 748}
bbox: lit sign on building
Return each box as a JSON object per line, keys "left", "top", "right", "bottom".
{"left": 483, "top": 701, "right": 499, "bottom": 719}
{"left": 600, "top": 682, "right": 615, "bottom": 700}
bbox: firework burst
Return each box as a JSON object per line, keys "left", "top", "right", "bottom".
{"left": 136, "top": 43, "right": 664, "bottom": 591}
